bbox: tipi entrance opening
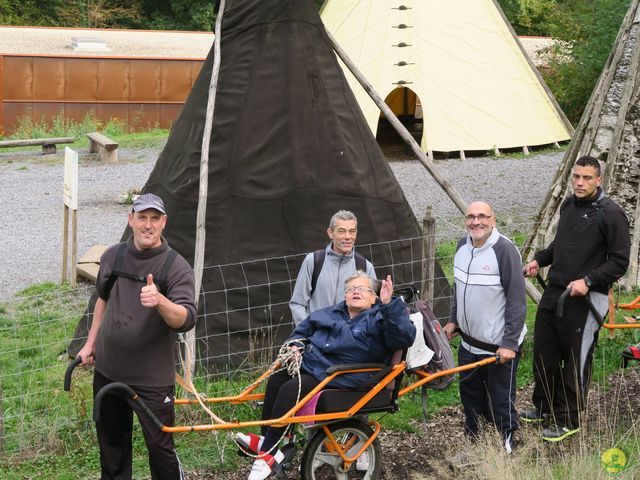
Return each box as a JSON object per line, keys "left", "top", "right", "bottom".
{"left": 376, "top": 87, "right": 423, "bottom": 156}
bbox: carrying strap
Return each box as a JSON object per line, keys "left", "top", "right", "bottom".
{"left": 456, "top": 327, "right": 499, "bottom": 353}
{"left": 310, "top": 248, "right": 367, "bottom": 296}
{"left": 104, "top": 242, "right": 178, "bottom": 300}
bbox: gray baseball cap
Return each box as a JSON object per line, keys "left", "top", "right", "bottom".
{"left": 132, "top": 193, "right": 166, "bottom": 214}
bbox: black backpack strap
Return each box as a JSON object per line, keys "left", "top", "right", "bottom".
{"left": 310, "top": 249, "right": 369, "bottom": 297}
{"left": 310, "top": 249, "right": 326, "bottom": 297}
{"left": 105, "top": 243, "right": 177, "bottom": 299}
{"left": 105, "top": 242, "right": 133, "bottom": 300}
{"left": 354, "top": 251, "right": 367, "bottom": 272}
{"left": 155, "top": 248, "right": 178, "bottom": 296}
{"left": 456, "top": 327, "right": 500, "bottom": 353}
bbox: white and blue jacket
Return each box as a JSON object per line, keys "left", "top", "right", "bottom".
{"left": 450, "top": 228, "right": 527, "bottom": 354}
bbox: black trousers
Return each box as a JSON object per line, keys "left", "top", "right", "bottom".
{"left": 259, "top": 370, "right": 320, "bottom": 451}
{"left": 532, "top": 297, "right": 599, "bottom": 428}
{"left": 459, "top": 345, "right": 520, "bottom": 439}
{"left": 93, "top": 370, "right": 183, "bottom": 480}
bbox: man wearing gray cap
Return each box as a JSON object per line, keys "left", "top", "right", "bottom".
{"left": 77, "top": 193, "right": 196, "bottom": 480}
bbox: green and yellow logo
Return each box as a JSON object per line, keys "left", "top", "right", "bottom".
{"left": 601, "top": 448, "right": 627, "bottom": 474}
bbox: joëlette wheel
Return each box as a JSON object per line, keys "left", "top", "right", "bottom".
{"left": 300, "top": 419, "right": 381, "bottom": 480}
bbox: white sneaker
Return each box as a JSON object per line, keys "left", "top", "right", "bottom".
{"left": 356, "top": 450, "right": 370, "bottom": 471}
{"left": 247, "top": 450, "right": 284, "bottom": 480}
{"left": 235, "top": 432, "right": 264, "bottom": 455}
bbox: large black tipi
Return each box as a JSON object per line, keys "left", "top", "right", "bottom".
{"left": 71, "top": 0, "right": 449, "bottom": 371}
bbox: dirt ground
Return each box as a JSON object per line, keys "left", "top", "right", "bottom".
{"left": 183, "top": 365, "right": 640, "bottom": 479}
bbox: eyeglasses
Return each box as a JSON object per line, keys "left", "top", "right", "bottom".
{"left": 345, "top": 286, "right": 374, "bottom": 294}
{"left": 464, "top": 214, "right": 492, "bottom": 222}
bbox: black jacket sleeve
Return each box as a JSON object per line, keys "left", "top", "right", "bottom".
{"left": 587, "top": 204, "right": 630, "bottom": 288}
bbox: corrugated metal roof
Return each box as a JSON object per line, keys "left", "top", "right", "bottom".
{"left": 0, "top": 26, "right": 214, "bottom": 59}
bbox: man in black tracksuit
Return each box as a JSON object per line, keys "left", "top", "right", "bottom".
{"left": 523, "top": 155, "right": 630, "bottom": 442}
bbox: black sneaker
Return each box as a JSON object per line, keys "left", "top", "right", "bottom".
{"left": 541, "top": 424, "right": 580, "bottom": 442}
{"left": 519, "top": 408, "right": 547, "bottom": 423}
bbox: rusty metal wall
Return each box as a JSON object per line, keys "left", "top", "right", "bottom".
{"left": 0, "top": 54, "right": 204, "bottom": 134}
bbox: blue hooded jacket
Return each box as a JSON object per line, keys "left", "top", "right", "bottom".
{"left": 289, "top": 297, "right": 415, "bottom": 388}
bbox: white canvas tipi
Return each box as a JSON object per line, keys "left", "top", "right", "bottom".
{"left": 321, "top": 0, "right": 573, "bottom": 155}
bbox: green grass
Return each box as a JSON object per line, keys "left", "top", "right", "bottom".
{"left": 0, "top": 113, "right": 169, "bottom": 156}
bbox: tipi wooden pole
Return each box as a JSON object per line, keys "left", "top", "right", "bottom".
{"left": 326, "top": 30, "right": 467, "bottom": 215}
{"left": 189, "top": 0, "right": 226, "bottom": 372}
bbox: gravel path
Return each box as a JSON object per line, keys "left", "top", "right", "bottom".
{"left": 0, "top": 145, "right": 563, "bottom": 300}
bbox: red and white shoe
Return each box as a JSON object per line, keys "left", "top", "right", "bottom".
{"left": 247, "top": 450, "right": 284, "bottom": 480}
{"left": 235, "top": 432, "right": 265, "bottom": 455}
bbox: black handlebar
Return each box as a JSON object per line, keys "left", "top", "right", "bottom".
{"left": 556, "top": 288, "right": 571, "bottom": 318}
{"left": 93, "top": 382, "right": 165, "bottom": 430}
{"left": 556, "top": 287, "right": 604, "bottom": 326}
{"left": 64, "top": 356, "right": 83, "bottom": 391}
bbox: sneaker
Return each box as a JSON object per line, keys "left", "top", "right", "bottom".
{"left": 504, "top": 431, "right": 514, "bottom": 455}
{"left": 541, "top": 424, "right": 580, "bottom": 442}
{"left": 235, "top": 432, "right": 265, "bottom": 455}
{"left": 248, "top": 450, "right": 285, "bottom": 480}
{"left": 356, "top": 450, "right": 370, "bottom": 471}
{"left": 519, "top": 408, "right": 547, "bottom": 423}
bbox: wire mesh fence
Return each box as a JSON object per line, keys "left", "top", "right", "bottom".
{"left": 0, "top": 220, "right": 541, "bottom": 459}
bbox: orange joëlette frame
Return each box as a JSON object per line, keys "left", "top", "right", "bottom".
{"left": 618, "top": 294, "right": 640, "bottom": 311}
{"left": 89, "top": 355, "right": 498, "bottom": 474}
{"left": 603, "top": 293, "right": 640, "bottom": 330}
{"left": 90, "top": 356, "right": 497, "bottom": 439}
{"left": 164, "top": 356, "right": 497, "bottom": 433}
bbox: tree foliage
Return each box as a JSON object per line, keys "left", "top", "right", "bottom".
{"left": 497, "top": 0, "right": 557, "bottom": 35}
{"left": 541, "top": 0, "right": 632, "bottom": 123}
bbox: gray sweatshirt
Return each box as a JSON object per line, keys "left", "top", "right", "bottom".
{"left": 95, "top": 236, "right": 196, "bottom": 386}
{"left": 289, "top": 243, "right": 376, "bottom": 325}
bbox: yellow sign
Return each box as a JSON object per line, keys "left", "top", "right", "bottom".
{"left": 601, "top": 448, "right": 627, "bottom": 474}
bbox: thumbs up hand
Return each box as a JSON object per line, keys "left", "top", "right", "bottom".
{"left": 140, "top": 273, "right": 160, "bottom": 308}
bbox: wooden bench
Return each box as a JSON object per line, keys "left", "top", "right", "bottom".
{"left": 87, "top": 132, "right": 118, "bottom": 162}
{"left": 0, "top": 137, "right": 75, "bottom": 155}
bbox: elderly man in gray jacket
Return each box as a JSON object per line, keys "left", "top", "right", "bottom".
{"left": 289, "top": 210, "right": 376, "bottom": 325}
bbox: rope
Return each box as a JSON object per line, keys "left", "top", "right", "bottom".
{"left": 241, "top": 338, "right": 306, "bottom": 459}
{"left": 174, "top": 335, "right": 307, "bottom": 458}
{"left": 177, "top": 333, "right": 227, "bottom": 424}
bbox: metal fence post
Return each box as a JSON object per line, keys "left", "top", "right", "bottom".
{"left": 421, "top": 206, "right": 436, "bottom": 305}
